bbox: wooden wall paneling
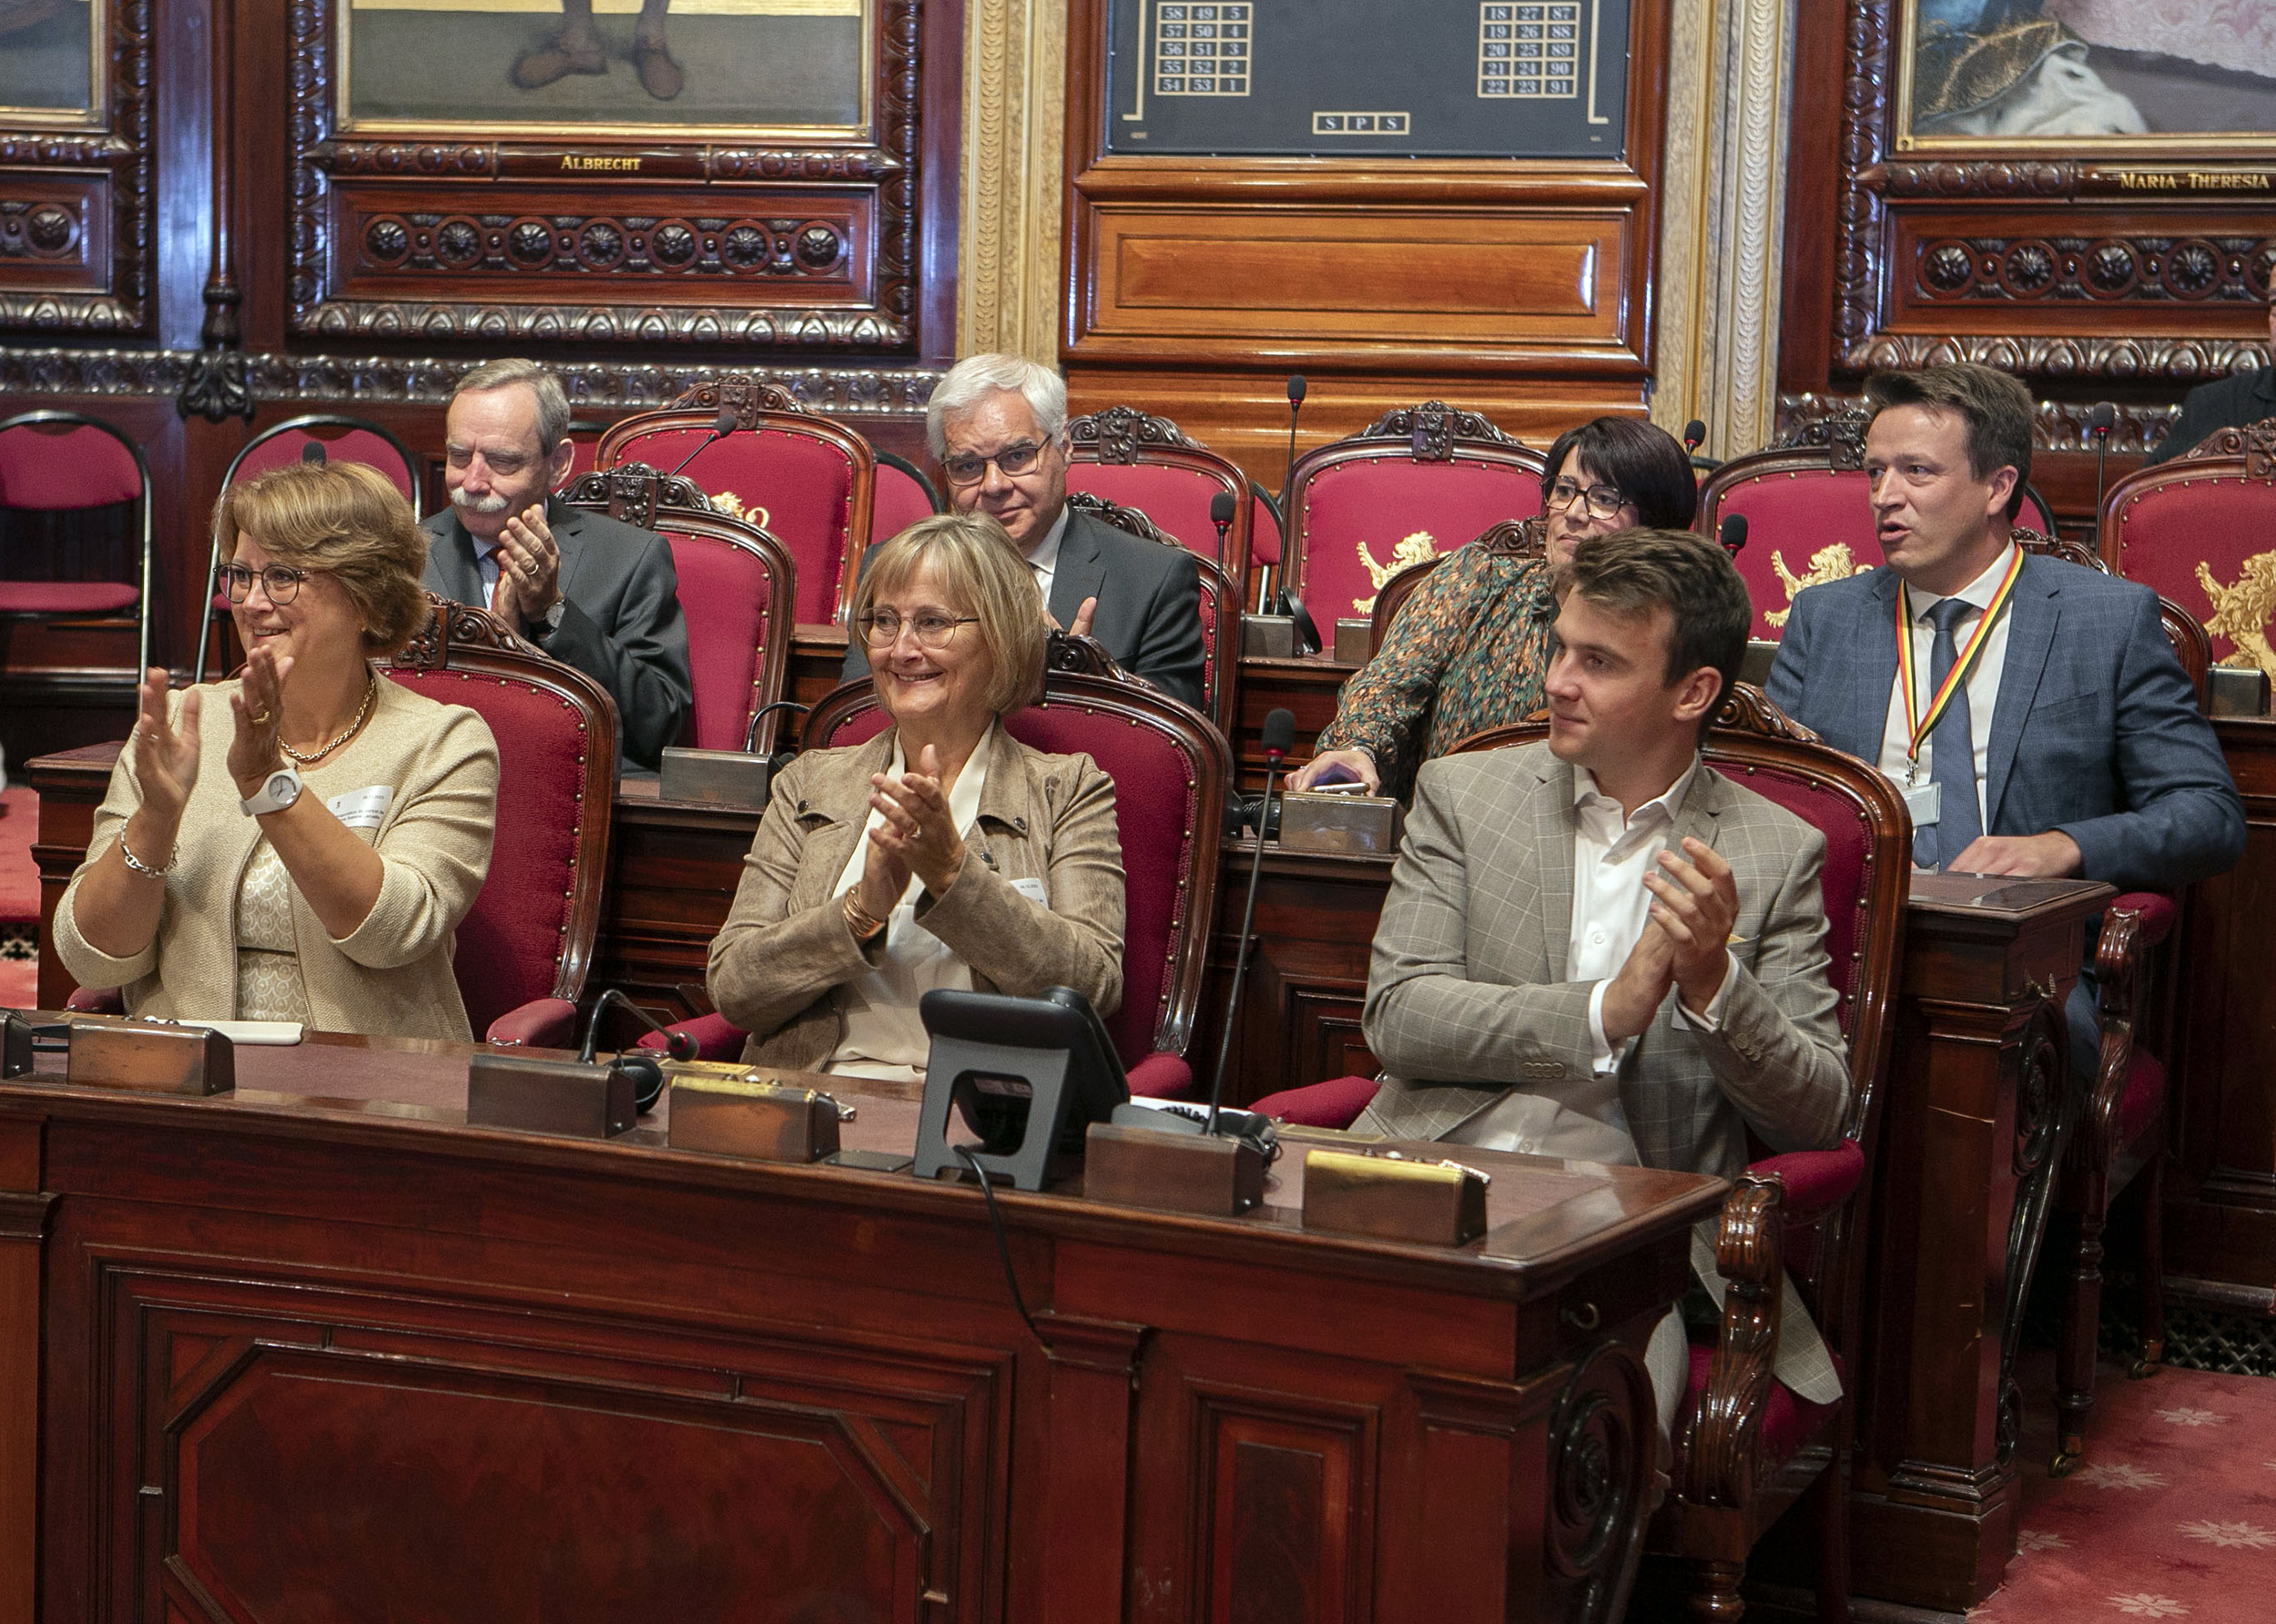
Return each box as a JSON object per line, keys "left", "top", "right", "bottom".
{"left": 1059, "top": 0, "right": 1673, "bottom": 482}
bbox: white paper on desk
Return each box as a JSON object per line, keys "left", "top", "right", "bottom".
{"left": 192, "top": 1020, "right": 304, "bottom": 1045}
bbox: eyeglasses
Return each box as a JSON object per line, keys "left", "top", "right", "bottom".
{"left": 1546, "top": 478, "right": 1633, "bottom": 521}
{"left": 219, "top": 563, "right": 314, "bottom": 605}
{"left": 859, "top": 610, "right": 980, "bottom": 649}
{"left": 941, "top": 441, "right": 1047, "bottom": 488}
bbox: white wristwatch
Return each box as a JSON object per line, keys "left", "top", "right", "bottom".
{"left": 239, "top": 764, "right": 304, "bottom": 817}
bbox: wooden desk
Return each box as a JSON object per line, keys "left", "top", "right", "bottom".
{"left": 0, "top": 1033, "right": 1722, "bottom": 1624}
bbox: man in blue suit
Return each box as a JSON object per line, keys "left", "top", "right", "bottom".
{"left": 1766, "top": 362, "right": 2243, "bottom": 1064}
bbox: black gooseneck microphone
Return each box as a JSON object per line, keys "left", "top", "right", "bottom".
{"left": 1682, "top": 419, "right": 1707, "bottom": 455}
{"left": 1209, "top": 489, "right": 1235, "bottom": 556}
{"left": 300, "top": 441, "right": 327, "bottom": 464}
{"left": 1718, "top": 513, "right": 1748, "bottom": 557}
{"left": 1278, "top": 374, "right": 1307, "bottom": 517}
{"left": 2088, "top": 401, "right": 2117, "bottom": 519}
{"left": 1208, "top": 707, "right": 1295, "bottom": 1132}
{"left": 743, "top": 697, "right": 810, "bottom": 755}
{"left": 664, "top": 407, "right": 739, "bottom": 479}
{"left": 578, "top": 988, "right": 698, "bottom": 1112}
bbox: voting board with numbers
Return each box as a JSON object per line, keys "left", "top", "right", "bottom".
{"left": 1102, "top": 0, "right": 1633, "bottom": 158}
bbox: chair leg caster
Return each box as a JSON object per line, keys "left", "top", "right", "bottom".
{"left": 2051, "top": 1440, "right": 2083, "bottom": 1477}
{"left": 2129, "top": 1339, "right": 2164, "bottom": 1380}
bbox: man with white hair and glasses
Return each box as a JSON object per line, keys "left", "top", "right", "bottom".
{"left": 422, "top": 358, "right": 692, "bottom": 769}
{"left": 844, "top": 353, "right": 1206, "bottom": 710}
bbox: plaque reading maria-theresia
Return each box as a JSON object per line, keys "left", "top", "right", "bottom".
{"left": 1104, "top": 0, "right": 1632, "bottom": 158}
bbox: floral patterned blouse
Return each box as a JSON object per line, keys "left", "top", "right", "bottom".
{"left": 1312, "top": 521, "right": 1557, "bottom": 801}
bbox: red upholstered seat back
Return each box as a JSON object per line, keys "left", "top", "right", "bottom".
{"left": 2104, "top": 467, "right": 2276, "bottom": 675}
{"left": 227, "top": 421, "right": 418, "bottom": 506}
{"left": 1067, "top": 462, "right": 1239, "bottom": 569}
{"left": 0, "top": 419, "right": 145, "bottom": 510}
{"left": 1706, "top": 756, "right": 1872, "bottom": 1041}
{"left": 1252, "top": 491, "right": 1283, "bottom": 570}
{"left": 1293, "top": 457, "right": 1545, "bottom": 621}
{"left": 654, "top": 523, "right": 792, "bottom": 751}
{"left": 810, "top": 678, "right": 1227, "bottom": 1070}
{"left": 1701, "top": 465, "right": 1878, "bottom": 641}
{"left": 869, "top": 459, "right": 939, "bottom": 546}
{"left": 2018, "top": 484, "right": 2058, "bottom": 537}
{"left": 602, "top": 421, "right": 866, "bottom": 624}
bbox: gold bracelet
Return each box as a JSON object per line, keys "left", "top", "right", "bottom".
{"left": 117, "top": 827, "right": 174, "bottom": 878}
{"left": 842, "top": 890, "right": 888, "bottom": 943}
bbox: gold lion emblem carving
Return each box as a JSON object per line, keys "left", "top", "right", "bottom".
{"left": 2196, "top": 552, "right": 2276, "bottom": 686}
{"left": 1355, "top": 531, "right": 1438, "bottom": 614}
{"left": 1763, "top": 543, "right": 1871, "bottom": 629}
{"left": 710, "top": 490, "right": 773, "bottom": 532}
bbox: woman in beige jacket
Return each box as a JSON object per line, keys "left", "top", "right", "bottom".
{"left": 56, "top": 462, "right": 498, "bottom": 1040}
{"left": 707, "top": 513, "right": 1125, "bottom": 1077}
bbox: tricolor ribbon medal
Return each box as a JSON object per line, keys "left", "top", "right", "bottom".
{"left": 1895, "top": 548, "right": 2024, "bottom": 776}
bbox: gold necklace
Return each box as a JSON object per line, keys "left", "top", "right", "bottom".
{"left": 279, "top": 672, "right": 378, "bottom": 765}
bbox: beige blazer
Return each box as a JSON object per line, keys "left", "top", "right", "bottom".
{"left": 707, "top": 726, "right": 1126, "bottom": 1071}
{"left": 56, "top": 676, "right": 500, "bottom": 1041}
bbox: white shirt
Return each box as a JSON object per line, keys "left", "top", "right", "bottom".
{"left": 1875, "top": 543, "right": 2017, "bottom": 831}
{"left": 1447, "top": 758, "right": 1735, "bottom": 1161}
{"left": 1025, "top": 506, "right": 1071, "bottom": 610}
{"left": 822, "top": 726, "right": 995, "bottom": 1082}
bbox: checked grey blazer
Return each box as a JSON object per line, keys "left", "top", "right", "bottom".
{"left": 1356, "top": 742, "right": 1852, "bottom": 1403}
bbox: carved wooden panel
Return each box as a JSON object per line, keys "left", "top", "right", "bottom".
{"left": 284, "top": 0, "right": 928, "bottom": 349}
{"left": 0, "top": 5, "right": 152, "bottom": 333}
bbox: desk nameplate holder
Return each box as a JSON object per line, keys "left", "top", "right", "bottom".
{"left": 1302, "top": 1147, "right": 1489, "bottom": 1246}
{"left": 1240, "top": 614, "right": 1296, "bottom": 658}
{"left": 1332, "top": 618, "right": 1372, "bottom": 665}
{"left": 1084, "top": 1121, "right": 1265, "bottom": 1215}
{"left": 2, "top": 1011, "right": 36, "bottom": 1078}
{"left": 657, "top": 746, "right": 775, "bottom": 808}
{"left": 467, "top": 1051, "right": 636, "bottom": 1139}
{"left": 63, "top": 1020, "right": 235, "bottom": 1097}
{"left": 667, "top": 1072, "right": 843, "bottom": 1162}
{"left": 1279, "top": 789, "right": 1404, "bottom": 856}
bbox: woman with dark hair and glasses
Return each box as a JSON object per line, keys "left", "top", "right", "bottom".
{"left": 56, "top": 462, "right": 498, "bottom": 1039}
{"left": 707, "top": 512, "right": 1125, "bottom": 1080}
{"left": 1290, "top": 416, "right": 1698, "bottom": 800}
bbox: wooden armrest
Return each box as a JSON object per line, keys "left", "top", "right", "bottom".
{"left": 1745, "top": 1142, "right": 1862, "bottom": 1227}
{"left": 1681, "top": 1172, "right": 1784, "bottom": 1508}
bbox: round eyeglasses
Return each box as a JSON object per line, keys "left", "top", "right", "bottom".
{"left": 859, "top": 610, "right": 980, "bottom": 649}
{"left": 1546, "top": 478, "right": 1632, "bottom": 521}
{"left": 218, "top": 563, "right": 313, "bottom": 605}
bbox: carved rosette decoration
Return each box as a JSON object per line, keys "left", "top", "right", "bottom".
{"left": 1544, "top": 1339, "right": 1654, "bottom": 1624}
{"left": 1363, "top": 401, "right": 1519, "bottom": 460}
{"left": 1067, "top": 405, "right": 1198, "bottom": 463}
{"left": 283, "top": 0, "right": 926, "bottom": 349}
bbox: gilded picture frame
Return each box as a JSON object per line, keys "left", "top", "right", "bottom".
{"left": 336, "top": 0, "right": 875, "bottom": 141}
{"left": 1895, "top": 0, "right": 2276, "bottom": 154}
{"left": 0, "top": 0, "right": 104, "bottom": 130}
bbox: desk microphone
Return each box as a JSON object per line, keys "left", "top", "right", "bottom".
{"left": 664, "top": 407, "right": 739, "bottom": 479}
{"left": 1278, "top": 374, "right": 1306, "bottom": 517}
{"left": 1683, "top": 419, "right": 1707, "bottom": 455}
{"left": 2088, "top": 401, "right": 2117, "bottom": 520}
{"left": 1210, "top": 489, "right": 1235, "bottom": 557}
{"left": 1209, "top": 707, "right": 1295, "bottom": 1132}
{"left": 1719, "top": 513, "right": 1748, "bottom": 557}
{"left": 579, "top": 988, "right": 696, "bottom": 1112}
{"left": 743, "top": 697, "right": 810, "bottom": 755}
{"left": 300, "top": 441, "right": 326, "bottom": 464}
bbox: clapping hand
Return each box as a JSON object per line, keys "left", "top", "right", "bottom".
{"left": 227, "top": 645, "right": 293, "bottom": 799}
{"left": 127, "top": 665, "right": 202, "bottom": 821}
{"left": 866, "top": 744, "right": 968, "bottom": 898}
{"left": 1641, "top": 837, "right": 1739, "bottom": 1010}
{"left": 494, "top": 502, "right": 563, "bottom": 633}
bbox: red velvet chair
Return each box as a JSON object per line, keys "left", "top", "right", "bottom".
{"left": 1253, "top": 685, "right": 1909, "bottom": 1623}
{"left": 1281, "top": 401, "right": 1546, "bottom": 624}
{"left": 645, "top": 658, "right": 1230, "bottom": 1099}
{"left": 1365, "top": 516, "right": 1544, "bottom": 660}
{"left": 1065, "top": 404, "right": 1255, "bottom": 609}
{"left": 601, "top": 378, "right": 874, "bottom": 628}
{"left": 0, "top": 410, "right": 155, "bottom": 675}
{"left": 868, "top": 449, "right": 942, "bottom": 546}
{"left": 1062, "top": 491, "right": 1238, "bottom": 737}
{"left": 560, "top": 465, "right": 797, "bottom": 754}
{"left": 1251, "top": 484, "right": 1285, "bottom": 614}
{"left": 195, "top": 414, "right": 426, "bottom": 684}
{"left": 384, "top": 597, "right": 617, "bottom": 1047}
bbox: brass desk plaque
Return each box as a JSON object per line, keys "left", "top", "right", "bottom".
{"left": 1241, "top": 614, "right": 1296, "bottom": 658}
{"left": 1302, "top": 1147, "right": 1489, "bottom": 1245}
{"left": 667, "top": 1073, "right": 843, "bottom": 1163}
{"left": 657, "top": 746, "right": 777, "bottom": 808}
{"left": 1279, "top": 788, "right": 1403, "bottom": 855}
{"left": 1332, "top": 618, "right": 1373, "bottom": 665}
{"left": 466, "top": 1051, "right": 636, "bottom": 1139}
{"left": 66, "top": 1020, "right": 235, "bottom": 1097}
{"left": 1084, "top": 1121, "right": 1266, "bottom": 1215}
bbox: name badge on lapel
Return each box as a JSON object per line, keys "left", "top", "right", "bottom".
{"left": 327, "top": 785, "right": 395, "bottom": 830}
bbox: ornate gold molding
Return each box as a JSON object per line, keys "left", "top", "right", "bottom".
{"left": 959, "top": 0, "right": 1067, "bottom": 361}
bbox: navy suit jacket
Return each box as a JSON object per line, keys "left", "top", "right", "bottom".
{"left": 842, "top": 507, "right": 1206, "bottom": 710}
{"left": 1764, "top": 553, "right": 2243, "bottom": 893}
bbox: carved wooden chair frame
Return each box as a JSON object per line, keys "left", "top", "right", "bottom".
{"left": 599, "top": 391, "right": 876, "bottom": 626}
{"left": 561, "top": 467, "right": 798, "bottom": 754}
{"left": 387, "top": 594, "right": 618, "bottom": 1021}
{"left": 1280, "top": 401, "right": 1548, "bottom": 614}
{"left": 803, "top": 657, "right": 1230, "bottom": 1078}
{"left": 1062, "top": 489, "right": 1241, "bottom": 738}
{"left": 1448, "top": 684, "right": 1908, "bottom": 1621}
{"left": 1063, "top": 403, "right": 1255, "bottom": 603}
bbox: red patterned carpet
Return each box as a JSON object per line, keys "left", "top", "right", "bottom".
{"left": 1967, "top": 1350, "right": 2276, "bottom": 1622}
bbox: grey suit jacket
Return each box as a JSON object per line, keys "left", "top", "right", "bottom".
{"left": 422, "top": 499, "right": 693, "bottom": 769}
{"left": 843, "top": 507, "right": 1207, "bottom": 709}
{"left": 1764, "top": 553, "right": 2244, "bottom": 893}
{"left": 1357, "top": 743, "right": 1851, "bottom": 1401}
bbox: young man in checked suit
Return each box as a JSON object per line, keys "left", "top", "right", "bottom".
{"left": 1356, "top": 529, "right": 1851, "bottom": 1429}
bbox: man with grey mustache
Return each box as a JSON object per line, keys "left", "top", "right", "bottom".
{"left": 421, "top": 358, "right": 692, "bottom": 769}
